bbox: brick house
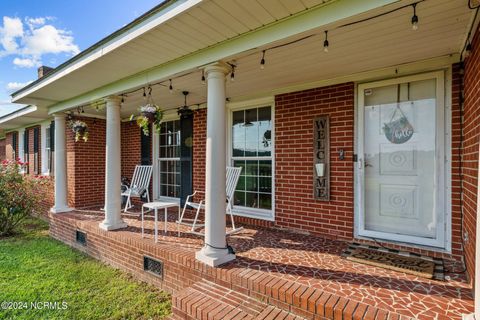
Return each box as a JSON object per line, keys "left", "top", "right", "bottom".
{"left": 1, "top": 0, "right": 480, "bottom": 318}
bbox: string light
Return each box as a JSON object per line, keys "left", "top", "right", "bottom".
{"left": 323, "top": 31, "right": 329, "bottom": 52}
{"left": 260, "top": 50, "right": 266, "bottom": 69}
{"left": 121, "top": 95, "right": 125, "bottom": 105}
{"left": 72, "top": 1, "right": 430, "bottom": 114}
{"left": 411, "top": 3, "right": 419, "bottom": 30}
{"left": 230, "top": 65, "right": 235, "bottom": 82}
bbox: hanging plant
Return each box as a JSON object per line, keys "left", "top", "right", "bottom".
{"left": 131, "top": 86, "right": 163, "bottom": 136}
{"left": 135, "top": 104, "right": 163, "bottom": 136}
{"left": 69, "top": 120, "right": 89, "bottom": 142}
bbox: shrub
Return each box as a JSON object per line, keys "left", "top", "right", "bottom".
{"left": 0, "top": 159, "right": 49, "bottom": 236}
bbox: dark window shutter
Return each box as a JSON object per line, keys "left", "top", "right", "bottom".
{"left": 12, "top": 132, "right": 17, "bottom": 158}
{"left": 140, "top": 128, "right": 152, "bottom": 165}
{"left": 33, "top": 128, "right": 39, "bottom": 174}
{"left": 24, "top": 130, "right": 29, "bottom": 173}
{"left": 24, "top": 130, "right": 29, "bottom": 154}
{"left": 50, "top": 121, "right": 55, "bottom": 152}
{"left": 179, "top": 113, "right": 194, "bottom": 207}
{"left": 49, "top": 121, "right": 55, "bottom": 174}
{"left": 33, "top": 128, "right": 39, "bottom": 153}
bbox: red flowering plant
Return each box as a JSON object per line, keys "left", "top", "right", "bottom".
{"left": 0, "top": 159, "right": 49, "bottom": 236}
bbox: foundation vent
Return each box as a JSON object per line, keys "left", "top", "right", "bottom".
{"left": 143, "top": 256, "right": 163, "bottom": 278}
{"left": 75, "top": 230, "right": 87, "bottom": 246}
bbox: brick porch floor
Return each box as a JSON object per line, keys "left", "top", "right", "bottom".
{"left": 49, "top": 209, "right": 474, "bottom": 320}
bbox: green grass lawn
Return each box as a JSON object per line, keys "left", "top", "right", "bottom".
{"left": 0, "top": 217, "right": 171, "bottom": 320}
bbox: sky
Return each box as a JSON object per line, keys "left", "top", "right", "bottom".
{"left": 0, "top": 0, "right": 161, "bottom": 116}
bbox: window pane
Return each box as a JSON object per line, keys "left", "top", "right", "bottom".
{"left": 234, "top": 191, "right": 245, "bottom": 206}
{"left": 236, "top": 176, "right": 245, "bottom": 191}
{"left": 233, "top": 160, "right": 245, "bottom": 173}
{"left": 244, "top": 108, "right": 258, "bottom": 157}
{"left": 258, "top": 193, "right": 272, "bottom": 210}
{"left": 245, "top": 176, "right": 258, "bottom": 192}
{"left": 258, "top": 160, "right": 272, "bottom": 176}
{"left": 258, "top": 106, "right": 272, "bottom": 156}
{"left": 245, "top": 160, "right": 258, "bottom": 176}
{"left": 259, "top": 177, "right": 271, "bottom": 193}
{"left": 232, "top": 110, "right": 245, "bottom": 157}
{"left": 246, "top": 192, "right": 258, "bottom": 208}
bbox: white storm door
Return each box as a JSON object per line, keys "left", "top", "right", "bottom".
{"left": 357, "top": 72, "right": 446, "bottom": 248}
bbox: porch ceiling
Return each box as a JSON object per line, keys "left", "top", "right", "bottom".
{"left": 11, "top": 0, "right": 335, "bottom": 107}
{"left": 99, "top": 0, "right": 470, "bottom": 119}
{"left": 9, "top": 0, "right": 474, "bottom": 121}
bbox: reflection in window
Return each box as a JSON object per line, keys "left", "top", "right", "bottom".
{"left": 231, "top": 106, "right": 272, "bottom": 210}
{"left": 158, "top": 120, "right": 181, "bottom": 198}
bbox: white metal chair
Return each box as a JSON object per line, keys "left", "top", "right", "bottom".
{"left": 177, "top": 166, "right": 243, "bottom": 235}
{"left": 122, "top": 165, "right": 153, "bottom": 213}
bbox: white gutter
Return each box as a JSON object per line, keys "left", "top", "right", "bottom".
{"left": 0, "top": 106, "right": 37, "bottom": 124}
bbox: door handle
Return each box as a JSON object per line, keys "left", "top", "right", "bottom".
{"left": 365, "top": 162, "right": 373, "bottom": 168}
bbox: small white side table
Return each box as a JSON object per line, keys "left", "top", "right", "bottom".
{"left": 141, "top": 201, "right": 180, "bottom": 242}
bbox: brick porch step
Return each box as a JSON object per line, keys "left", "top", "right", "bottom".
{"left": 225, "top": 269, "right": 414, "bottom": 320}
{"left": 172, "top": 279, "right": 306, "bottom": 320}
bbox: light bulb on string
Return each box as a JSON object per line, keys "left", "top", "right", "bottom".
{"left": 230, "top": 65, "right": 235, "bottom": 82}
{"left": 143, "top": 87, "right": 147, "bottom": 100}
{"left": 411, "top": 3, "right": 419, "bottom": 31}
{"left": 201, "top": 70, "right": 206, "bottom": 84}
{"left": 323, "top": 31, "right": 329, "bottom": 53}
{"left": 169, "top": 79, "right": 173, "bottom": 93}
{"left": 465, "top": 41, "right": 472, "bottom": 58}
{"left": 260, "top": 50, "right": 266, "bottom": 69}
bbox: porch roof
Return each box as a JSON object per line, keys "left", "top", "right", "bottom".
{"left": 3, "top": 0, "right": 476, "bottom": 126}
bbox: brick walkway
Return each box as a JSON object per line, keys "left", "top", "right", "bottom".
{"left": 51, "top": 209, "right": 474, "bottom": 319}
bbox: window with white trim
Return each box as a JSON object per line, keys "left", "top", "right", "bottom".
{"left": 157, "top": 120, "right": 180, "bottom": 198}
{"left": 231, "top": 106, "right": 273, "bottom": 211}
{"left": 45, "top": 127, "right": 53, "bottom": 174}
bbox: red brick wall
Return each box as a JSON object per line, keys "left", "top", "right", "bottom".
{"left": 121, "top": 121, "right": 141, "bottom": 182}
{"left": 450, "top": 63, "right": 467, "bottom": 264}
{"left": 275, "top": 83, "right": 355, "bottom": 239}
{"left": 0, "top": 138, "right": 5, "bottom": 160}
{"left": 462, "top": 26, "right": 480, "bottom": 285}
{"left": 5, "top": 132, "right": 18, "bottom": 160}
{"left": 67, "top": 117, "right": 106, "bottom": 208}
{"left": 193, "top": 109, "right": 206, "bottom": 197}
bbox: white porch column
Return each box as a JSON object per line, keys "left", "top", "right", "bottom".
{"left": 195, "top": 62, "right": 235, "bottom": 267}
{"left": 99, "top": 96, "right": 127, "bottom": 231}
{"left": 50, "top": 114, "right": 72, "bottom": 213}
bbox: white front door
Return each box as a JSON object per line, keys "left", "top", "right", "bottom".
{"left": 357, "top": 72, "right": 446, "bottom": 248}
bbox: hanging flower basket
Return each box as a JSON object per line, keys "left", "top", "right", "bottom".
{"left": 134, "top": 104, "right": 163, "bottom": 136}
{"left": 141, "top": 104, "right": 158, "bottom": 123}
{"left": 70, "top": 120, "right": 89, "bottom": 142}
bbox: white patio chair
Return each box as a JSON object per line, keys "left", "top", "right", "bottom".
{"left": 177, "top": 166, "right": 243, "bottom": 235}
{"left": 122, "top": 165, "right": 153, "bottom": 213}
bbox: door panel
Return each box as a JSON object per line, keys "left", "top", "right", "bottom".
{"left": 357, "top": 74, "right": 445, "bottom": 247}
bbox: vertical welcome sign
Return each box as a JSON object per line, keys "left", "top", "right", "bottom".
{"left": 313, "top": 116, "right": 330, "bottom": 201}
